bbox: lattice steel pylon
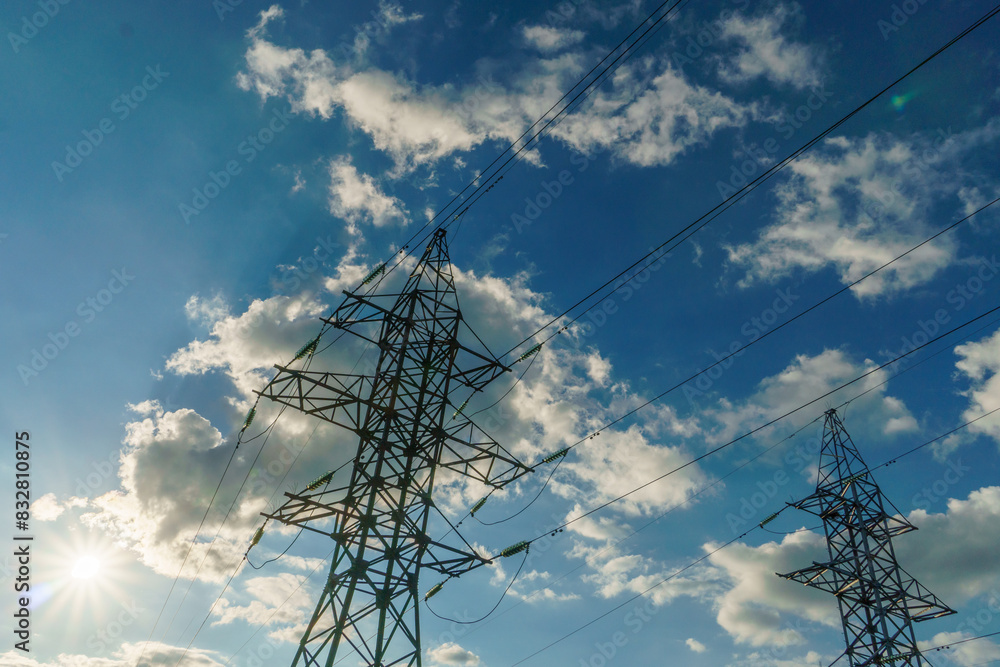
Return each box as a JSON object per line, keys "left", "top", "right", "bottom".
{"left": 777, "top": 409, "right": 955, "bottom": 666}
{"left": 257, "top": 229, "right": 532, "bottom": 667}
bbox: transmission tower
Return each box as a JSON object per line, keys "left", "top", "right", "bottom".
{"left": 257, "top": 229, "right": 533, "bottom": 666}
{"left": 777, "top": 409, "right": 955, "bottom": 666}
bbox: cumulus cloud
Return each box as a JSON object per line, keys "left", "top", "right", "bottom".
{"left": 184, "top": 293, "right": 231, "bottom": 328}
{"left": 212, "top": 573, "right": 315, "bottom": 642}
{"left": 701, "top": 349, "right": 917, "bottom": 458}
{"left": 951, "top": 328, "right": 1000, "bottom": 446}
{"left": 427, "top": 642, "right": 480, "bottom": 666}
{"left": 327, "top": 156, "right": 409, "bottom": 231}
{"left": 707, "top": 531, "right": 835, "bottom": 647}
{"left": 717, "top": 4, "right": 823, "bottom": 90}
{"left": 686, "top": 637, "right": 707, "bottom": 653}
{"left": 550, "top": 65, "right": 754, "bottom": 167}
{"left": 553, "top": 424, "right": 710, "bottom": 519}
{"left": 899, "top": 486, "right": 1000, "bottom": 604}
{"left": 702, "top": 485, "right": 1000, "bottom": 651}
{"left": 165, "top": 288, "right": 329, "bottom": 398}
{"left": 0, "top": 641, "right": 224, "bottom": 666}
{"left": 522, "top": 25, "right": 585, "bottom": 52}
{"left": 236, "top": 6, "right": 756, "bottom": 172}
{"left": 79, "top": 401, "right": 245, "bottom": 581}
{"left": 920, "top": 631, "right": 1000, "bottom": 666}
{"left": 727, "top": 122, "right": 1000, "bottom": 297}
{"left": 31, "top": 492, "right": 68, "bottom": 521}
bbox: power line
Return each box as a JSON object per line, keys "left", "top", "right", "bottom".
{"left": 506, "top": 301, "right": 1000, "bottom": 548}
{"left": 506, "top": 519, "right": 803, "bottom": 666}
{"left": 343, "top": 0, "right": 694, "bottom": 304}
{"left": 134, "top": 348, "right": 324, "bottom": 666}
{"left": 497, "top": 4, "right": 1000, "bottom": 361}
{"left": 428, "top": 197, "right": 1000, "bottom": 540}
{"left": 874, "top": 405, "right": 1000, "bottom": 471}
{"left": 503, "top": 198, "right": 998, "bottom": 479}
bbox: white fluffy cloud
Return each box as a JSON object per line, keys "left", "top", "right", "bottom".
{"left": 702, "top": 348, "right": 917, "bottom": 456}
{"left": 327, "top": 156, "right": 409, "bottom": 231}
{"left": 718, "top": 4, "right": 823, "bottom": 90}
{"left": 707, "top": 531, "right": 835, "bottom": 647}
{"left": 550, "top": 65, "right": 755, "bottom": 167}
{"left": 80, "top": 401, "right": 247, "bottom": 581}
{"left": 0, "top": 641, "right": 224, "bottom": 666}
{"left": 727, "top": 122, "right": 1000, "bottom": 297}
{"left": 236, "top": 6, "right": 757, "bottom": 172}
{"left": 165, "top": 287, "right": 329, "bottom": 398}
{"left": 920, "top": 631, "right": 1000, "bottom": 666}
{"left": 952, "top": 328, "right": 1000, "bottom": 445}
{"left": 686, "top": 637, "right": 707, "bottom": 653}
{"left": 899, "top": 486, "right": 1000, "bottom": 604}
{"left": 522, "top": 25, "right": 585, "bottom": 52}
{"left": 427, "top": 642, "right": 481, "bottom": 666}
{"left": 703, "top": 485, "right": 1000, "bottom": 652}
{"left": 31, "top": 492, "right": 67, "bottom": 521}
{"left": 212, "top": 572, "right": 315, "bottom": 643}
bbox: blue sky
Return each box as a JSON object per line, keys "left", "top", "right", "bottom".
{"left": 2, "top": 0, "right": 1000, "bottom": 665}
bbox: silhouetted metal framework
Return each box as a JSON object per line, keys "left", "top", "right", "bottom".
{"left": 778, "top": 409, "right": 955, "bottom": 666}
{"left": 258, "top": 230, "right": 532, "bottom": 667}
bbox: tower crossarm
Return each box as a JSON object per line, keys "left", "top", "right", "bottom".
{"left": 257, "top": 366, "right": 382, "bottom": 433}
{"left": 789, "top": 493, "right": 918, "bottom": 541}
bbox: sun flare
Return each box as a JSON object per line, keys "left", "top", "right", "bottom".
{"left": 71, "top": 555, "right": 102, "bottom": 580}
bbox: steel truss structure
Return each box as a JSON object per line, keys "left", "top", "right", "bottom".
{"left": 778, "top": 409, "right": 955, "bottom": 666}
{"left": 258, "top": 230, "right": 532, "bottom": 666}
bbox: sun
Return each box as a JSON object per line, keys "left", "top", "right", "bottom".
{"left": 71, "top": 555, "right": 102, "bottom": 580}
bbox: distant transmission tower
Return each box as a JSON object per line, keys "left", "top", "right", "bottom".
{"left": 258, "top": 229, "right": 532, "bottom": 666}
{"left": 778, "top": 409, "right": 955, "bottom": 666}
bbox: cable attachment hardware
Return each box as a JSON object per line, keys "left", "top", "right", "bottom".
{"left": 517, "top": 343, "right": 542, "bottom": 363}
{"left": 470, "top": 497, "right": 488, "bottom": 516}
{"left": 540, "top": 448, "right": 569, "bottom": 465}
{"left": 499, "top": 541, "right": 530, "bottom": 558}
{"left": 294, "top": 336, "right": 320, "bottom": 361}
{"left": 759, "top": 512, "right": 780, "bottom": 527}
{"left": 250, "top": 525, "right": 265, "bottom": 549}
{"left": 424, "top": 581, "right": 446, "bottom": 601}
{"left": 362, "top": 264, "right": 386, "bottom": 285}
{"left": 452, "top": 399, "right": 470, "bottom": 420}
{"left": 306, "top": 471, "right": 335, "bottom": 491}
{"left": 241, "top": 407, "right": 256, "bottom": 432}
